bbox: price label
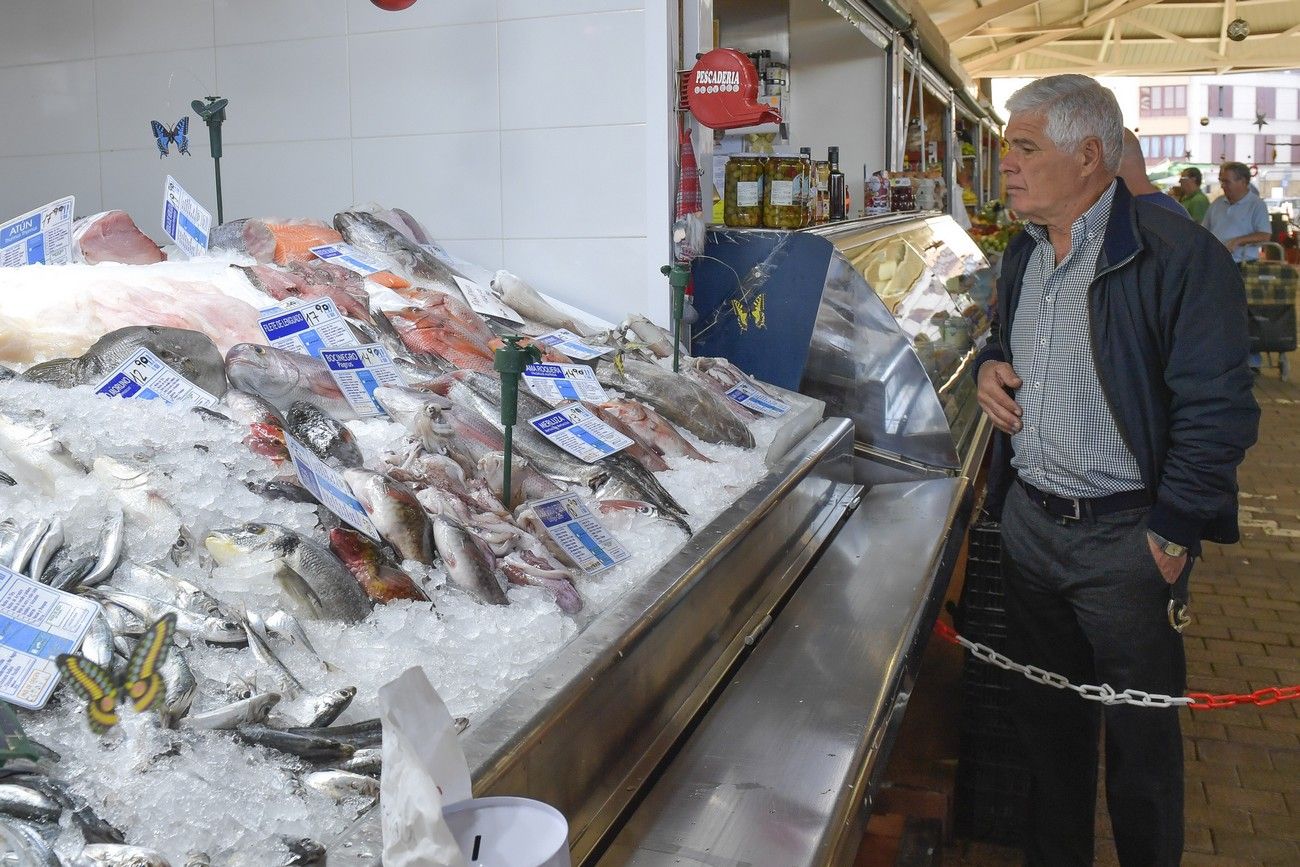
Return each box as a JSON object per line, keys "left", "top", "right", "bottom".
{"left": 0, "top": 565, "right": 101, "bottom": 709}
{"left": 94, "top": 349, "right": 221, "bottom": 409}
{"left": 529, "top": 495, "right": 630, "bottom": 574}
{"left": 284, "top": 436, "right": 381, "bottom": 540}
{"left": 0, "top": 196, "right": 74, "bottom": 267}
{"left": 725, "top": 382, "right": 789, "bottom": 417}
{"left": 258, "top": 298, "right": 356, "bottom": 358}
{"left": 161, "top": 176, "right": 211, "bottom": 258}
{"left": 535, "top": 328, "right": 613, "bottom": 361}
{"left": 310, "top": 243, "right": 386, "bottom": 277}
{"left": 321, "top": 344, "right": 407, "bottom": 418}
{"left": 523, "top": 363, "right": 608, "bottom": 405}
{"left": 528, "top": 403, "right": 632, "bottom": 463}
{"left": 453, "top": 275, "right": 524, "bottom": 325}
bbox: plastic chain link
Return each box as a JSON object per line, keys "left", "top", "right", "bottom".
{"left": 931, "top": 620, "right": 1300, "bottom": 711}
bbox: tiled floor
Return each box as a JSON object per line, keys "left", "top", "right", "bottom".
{"left": 873, "top": 363, "right": 1300, "bottom": 866}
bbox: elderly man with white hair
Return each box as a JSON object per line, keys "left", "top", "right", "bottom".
{"left": 974, "top": 74, "right": 1259, "bottom": 866}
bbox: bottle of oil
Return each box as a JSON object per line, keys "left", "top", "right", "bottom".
{"left": 828, "top": 146, "right": 846, "bottom": 221}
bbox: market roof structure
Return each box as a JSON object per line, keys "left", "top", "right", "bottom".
{"left": 927, "top": 0, "right": 1300, "bottom": 78}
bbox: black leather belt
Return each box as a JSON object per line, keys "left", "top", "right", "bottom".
{"left": 1017, "top": 478, "right": 1151, "bottom": 521}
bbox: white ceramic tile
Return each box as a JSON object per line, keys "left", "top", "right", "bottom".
{"left": 345, "top": 0, "right": 495, "bottom": 34}
{"left": 497, "top": 0, "right": 642, "bottom": 20}
{"left": 221, "top": 140, "right": 353, "bottom": 221}
{"left": 438, "top": 239, "right": 504, "bottom": 272}
{"left": 349, "top": 26, "right": 499, "bottom": 137}
{"left": 99, "top": 148, "right": 220, "bottom": 245}
{"left": 0, "top": 154, "right": 102, "bottom": 223}
{"left": 96, "top": 50, "right": 217, "bottom": 152}
{"left": 501, "top": 124, "right": 645, "bottom": 238}
{"left": 216, "top": 38, "right": 351, "bottom": 144}
{"left": 215, "top": 0, "right": 348, "bottom": 45}
{"left": 0, "top": 0, "right": 95, "bottom": 68}
{"left": 93, "top": 0, "right": 215, "bottom": 57}
{"left": 0, "top": 61, "right": 99, "bottom": 157}
{"left": 503, "top": 237, "right": 648, "bottom": 325}
{"left": 499, "top": 11, "right": 644, "bottom": 129}
{"left": 352, "top": 132, "right": 501, "bottom": 238}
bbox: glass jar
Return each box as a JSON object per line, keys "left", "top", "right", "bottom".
{"left": 763, "top": 155, "right": 806, "bottom": 229}
{"left": 724, "top": 155, "right": 765, "bottom": 228}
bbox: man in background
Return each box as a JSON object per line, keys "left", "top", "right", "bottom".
{"left": 1118, "top": 130, "right": 1186, "bottom": 215}
{"left": 1178, "top": 166, "right": 1209, "bottom": 222}
{"left": 1203, "top": 161, "right": 1271, "bottom": 263}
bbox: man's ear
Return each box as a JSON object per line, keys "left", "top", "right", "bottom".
{"left": 1078, "top": 136, "right": 1105, "bottom": 176}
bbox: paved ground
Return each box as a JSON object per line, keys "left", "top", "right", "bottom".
{"left": 868, "top": 363, "right": 1300, "bottom": 866}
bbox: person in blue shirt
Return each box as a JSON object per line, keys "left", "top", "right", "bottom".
{"left": 1118, "top": 130, "right": 1186, "bottom": 216}
{"left": 1203, "top": 162, "right": 1271, "bottom": 261}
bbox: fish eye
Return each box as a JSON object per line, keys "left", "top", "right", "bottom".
{"left": 173, "top": 537, "right": 189, "bottom": 551}
{"left": 253, "top": 346, "right": 265, "bottom": 355}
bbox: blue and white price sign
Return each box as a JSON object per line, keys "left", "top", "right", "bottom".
{"left": 0, "top": 565, "right": 101, "bottom": 709}
{"left": 535, "top": 329, "right": 613, "bottom": 361}
{"left": 309, "top": 243, "right": 385, "bottom": 277}
{"left": 725, "top": 382, "right": 789, "bottom": 417}
{"left": 161, "top": 175, "right": 211, "bottom": 258}
{"left": 530, "top": 495, "right": 630, "bottom": 574}
{"left": 258, "top": 298, "right": 355, "bottom": 358}
{"left": 528, "top": 403, "right": 632, "bottom": 463}
{"left": 94, "top": 348, "right": 220, "bottom": 409}
{"left": 523, "top": 362, "right": 608, "bottom": 405}
{"left": 321, "top": 343, "right": 407, "bottom": 418}
{"left": 285, "top": 435, "right": 381, "bottom": 540}
{"left": 0, "top": 196, "right": 74, "bottom": 267}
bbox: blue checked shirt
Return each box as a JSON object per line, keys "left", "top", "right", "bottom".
{"left": 1009, "top": 181, "right": 1145, "bottom": 499}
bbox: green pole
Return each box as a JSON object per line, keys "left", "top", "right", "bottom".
{"left": 660, "top": 264, "right": 690, "bottom": 373}
{"left": 493, "top": 335, "right": 541, "bottom": 509}
{"left": 192, "top": 97, "right": 229, "bottom": 226}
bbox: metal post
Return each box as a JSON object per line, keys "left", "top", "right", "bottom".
{"left": 493, "top": 335, "right": 541, "bottom": 509}
{"left": 661, "top": 264, "right": 690, "bottom": 372}
{"left": 191, "top": 97, "right": 229, "bottom": 225}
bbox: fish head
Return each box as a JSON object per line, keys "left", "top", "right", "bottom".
{"left": 247, "top": 691, "right": 282, "bottom": 721}
{"left": 333, "top": 211, "right": 399, "bottom": 250}
{"left": 204, "top": 522, "right": 292, "bottom": 565}
{"left": 225, "top": 344, "right": 302, "bottom": 404}
{"left": 201, "top": 615, "right": 249, "bottom": 646}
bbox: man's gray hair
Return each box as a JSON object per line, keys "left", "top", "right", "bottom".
{"left": 1006, "top": 75, "right": 1124, "bottom": 173}
{"left": 1220, "top": 161, "right": 1250, "bottom": 183}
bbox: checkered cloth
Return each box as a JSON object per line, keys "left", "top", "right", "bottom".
{"left": 676, "top": 120, "right": 702, "bottom": 220}
{"left": 1009, "top": 181, "right": 1146, "bottom": 499}
{"left": 1240, "top": 260, "right": 1298, "bottom": 304}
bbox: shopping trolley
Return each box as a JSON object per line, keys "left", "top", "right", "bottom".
{"left": 1241, "top": 243, "right": 1298, "bottom": 380}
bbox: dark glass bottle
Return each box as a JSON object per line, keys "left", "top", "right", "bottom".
{"left": 828, "top": 146, "right": 846, "bottom": 221}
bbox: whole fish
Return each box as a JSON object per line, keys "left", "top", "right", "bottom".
{"left": 598, "top": 399, "right": 714, "bottom": 463}
{"left": 333, "top": 211, "right": 463, "bottom": 294}
{"left": 235, "top": 724, "right": 355, "bottom": 762}
{"left": 306, "top": 686, "right": 356, "bottom": 728}
{"left": 241, "top": 611, "right": 304, "bottom": 694}
{"left": 184, "top": 692, "right": 281, "bottom": 730}
{"left": 265, "top": 609, "right": 328, "bottom": 665}
{"left": 113, "top": 562, "right": 233, "bottom": 623}
{"left": 6, "top": 774, "right": 124, "bottom": 844}
{"left": 205, "top": 523, "right": 373, "bottom": 623}
{"left": 432, "top": 515, "right": 509, "bottom": 606}
{"left": 79, "top": 612, "right": 116, "bottom": 669}
{"left": 284, "top": 718, "right": 382, "bottom": 749}
{"left": 71, "top": 844, "right": 172, "bottom": 866}
{"left": 595, "top": 356, "right": 754, "bottom": 448}
{"left": 343, "top": 469, "right": 435, "bottom": 564}
{"left": 386, "top": 306, "right": 495, "bottom": 372}
{"left": 0, "top": 818, "right": 60, "bottom": 867}
{"left": 28, "top": 517, "right": 63, "bottom": 582}
{"left": 335, "top": 747, "right": 382, "bottom": 777}
{"left": 304, "top": 769, "right": 379, "bottom": 802}
{"left": 0, "top": 782, "right": 61, "bottom": 823}
{"left": 21, "top": 325, "right": 227, "bottom": 396}
{"left": 225, "top": 343, "right": 358, "bottom": 420}
{"left": 328, "top": 527, "right": 430, "bottom": 603}
{"left": 78, "top": 509, "right": 126, "bottom": 589}
{"left": 90, "top": 588, "right": 246, "bottom": 646}
{"left": 9, "top": 517, "right": 50, "bottom": 575}
{"left": 284, "top": 401, "right": 362, "bottom": 468}
{"left": 491, "top": 270, "right": 591, "bottom": 336}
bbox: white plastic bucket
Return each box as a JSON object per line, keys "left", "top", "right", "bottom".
{"left": 442, "top": 796, "right": 571, "bottom": 867}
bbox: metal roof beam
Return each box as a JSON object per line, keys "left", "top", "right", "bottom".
{"left": 939, "top": 0, "right": 1044, "bottom": 42}
{"left": 1124, "top": 18, "right": 1231, "bottom": 61}
{"left": 964, "top": 0, "right": 1163, "bottom": 73}
{"left": 978, "top": 59, "right": 1300, "bottom": 76}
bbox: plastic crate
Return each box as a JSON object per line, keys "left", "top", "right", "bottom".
{"left": 954, "top": 520, "right": 1029, "bottom": 846}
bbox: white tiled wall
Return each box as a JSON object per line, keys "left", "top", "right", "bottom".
{"left": 0, "top": 0, "right": 675, "bottom": 324}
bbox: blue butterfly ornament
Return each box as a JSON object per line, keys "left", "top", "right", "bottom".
{"left": 150, "top": 117, "right": 191, "bottom": 157}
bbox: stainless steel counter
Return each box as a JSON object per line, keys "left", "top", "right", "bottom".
{"left": 597, "top": 473, "right": 971, "bottom": 866}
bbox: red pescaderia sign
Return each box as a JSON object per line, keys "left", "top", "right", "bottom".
{"left": 685, "top": 49, "right": 781, "bottom": 130}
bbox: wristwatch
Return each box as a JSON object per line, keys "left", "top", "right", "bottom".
{"left": 1148, "top": 530, "right": 1188, "bottom": 558}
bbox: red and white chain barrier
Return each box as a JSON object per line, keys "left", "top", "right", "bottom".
{"left": 933, "top": 620, "right": 1300, "bottom": 710}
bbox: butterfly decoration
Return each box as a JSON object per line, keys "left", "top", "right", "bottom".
{"left": 56, "top": 613, "right": 175, "bottom": 734}
{"left": 730, "top": 293, "right": 766, "bottom": 332}
{"left": 150, "top": 117, "right": 191, "bottom": 158}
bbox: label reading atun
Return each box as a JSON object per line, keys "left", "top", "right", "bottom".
{"left": 528, "top": 404, "right": 633, "bottom": 463}
{"left": 453, "top": 276, "right": 525, "bottom": 325}
{"left": 310, "top": 243, "right": 385, "bottom": 277}
{"left": 161, "top": 175, "right": 211, "bottom": 258}
{"left": 524, "top": 363, "right": 608, "bottom": 405}
{"left": 0, "top": 196, "right": 74, "bottom": 267}
{"left": 259, "top": 298, "right": 356, "bottom": 359}
{"left": 0, "top": 565, "right": 100, "bottom": 710}
{"left": 769, "top": 179, "right": 794, "bottom": 206}
{"left": 94, "top": 349, "right": 221, "bottom": 409}
{"left": 725, "top": 382, "right": 789, "bottom": 417}
{"left": 321, "top": 344, "right": 407, "bottom": 418}
{"left": 736, "top": 181, "right": 760, "bottom": 207}
{"left": 535, "top": 328, "right": 613, "bottom": 361}
{"left": 530, "top": 495, "right": 630, "bottom": 574}
{"left": 284, "top": 436, "right": 381, "bottom": 541}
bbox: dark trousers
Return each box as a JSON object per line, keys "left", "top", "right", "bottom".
{"left": 1000, "top": 482, "right": 1187, "bottom": 866}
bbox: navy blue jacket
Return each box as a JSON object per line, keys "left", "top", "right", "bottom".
{"left": 973, "top": 179, "right": 1260, "bottom": 551}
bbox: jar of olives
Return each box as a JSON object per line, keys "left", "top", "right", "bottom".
{"left": 724, "top": 155, "right": 765, "bottom": 228}
{"left": 763, "top": 155, "right": 806, "bottom": 229}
